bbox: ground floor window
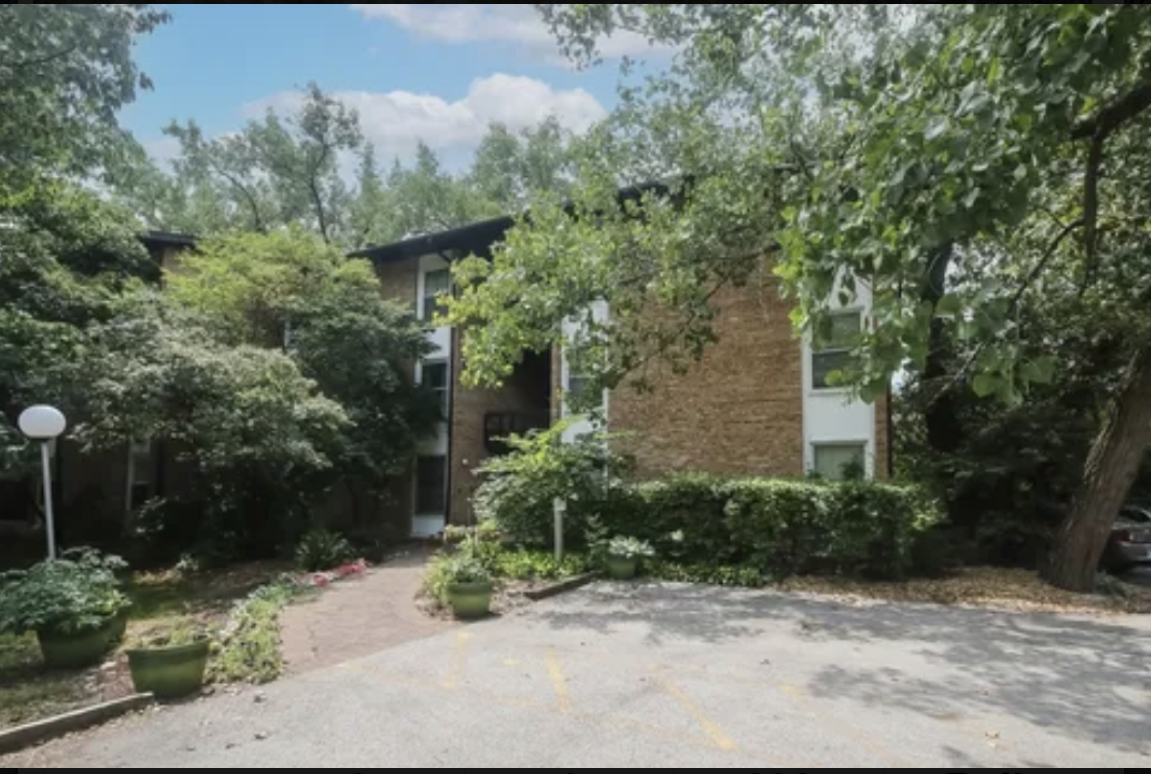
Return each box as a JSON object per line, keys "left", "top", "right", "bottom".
{"left": 812, "top": 442, "right": 866, "bottom": 480}
{"left": 415, "top": 455, "right": 447, "bottom": 514}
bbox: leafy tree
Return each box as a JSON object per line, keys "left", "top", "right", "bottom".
{"left": 72, "top": 294, "right": 349, "bottom": 557}
{"left": 165, "top": 229, "right": 440, "bottom": 517}
{"left": 0, "top": 4, "right": 170, "bottom": 191}
{"left": 468, "top": 117, "right": 576, "bottom": 212}
{"left": 137, "top": 83, "right": 363, "bottom": 243}
{"left": 446, "top": 4, "right": 1151, "bottom": 590}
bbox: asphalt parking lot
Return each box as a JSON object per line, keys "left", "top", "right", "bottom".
{"left": 6, "top": 581, "right": 1151, "bottom": 768}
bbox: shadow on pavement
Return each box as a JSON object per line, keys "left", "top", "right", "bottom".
{"left": 532, "top": 581, "right": 1151, "bottom": 755}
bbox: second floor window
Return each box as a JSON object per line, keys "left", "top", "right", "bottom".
{"left": 421, "top": 360, "right": 449, "bottom": 419}
{"left": 422, "top": 269, "right": 450, "bottom": 323}
{"left": 812, "top": 310, "right": 862, "bottom": 390}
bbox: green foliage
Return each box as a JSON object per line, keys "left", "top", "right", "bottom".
{"left": 294, "top": 529, "right": 354, "bottom": 572}
{"left": 129, "top": 615, "right": 210, "bottom": 649}
{"left": 645, "top": 560, "right": 768, "bottom": 588}
{"left": 606, "top": 535, "right": 654, "bottom": 559}
{"left": 595, "top": 476, "right": 942, "bottom": 581}
{"left": 0, "top": 548, "right": 130, "bottom": 635}
{"left": 0, "top": 4, "right": 170, "bottom": 193}
{"left": 488, "top": 549, "right": 591, "bottom": 581}
{"left": 473, "top": 419, "right": 630, "bottom": 548}
{"left": 423, "top": 544, "right": 494, "bottom": 606}
{"left": 208, "top": 581, "right": 298, "bottom": 685}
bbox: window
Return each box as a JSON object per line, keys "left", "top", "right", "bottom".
{"left": 565, "top": 352, "right": 603, "bottom": 410}
{"left": 415, "top": 455, "right": 446, "bottom": 514}
{"left": 421, "top": 269, "right": 450, "bottom": 323}
{"left": 421, "top": 361, "right": 449, "bottom": 419}
{"left": 127, "top": 440, "right": 154, "bottom": 511}
{"left": 812, "top": 443, "right": 866, "bottom": 480}
{"left": 812, "top": 310, "right": 862, "bottom": 389}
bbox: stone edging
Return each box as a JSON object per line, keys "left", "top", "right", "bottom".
{"left": 0, "top": 692, "right": 154, "bottom": 755}
{"left": 523, "top": 572, "right": 599, "bottom": 601}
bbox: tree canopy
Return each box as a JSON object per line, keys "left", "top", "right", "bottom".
{"left": 443, "top": 3, "right": 1151, "bottom": 590}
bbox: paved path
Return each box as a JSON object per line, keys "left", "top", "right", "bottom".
{"left": 279, "top": 548, "right": 453, "bottom": 675}
{"left": 5, "top": 582, "right": 1150, "bottom": 768}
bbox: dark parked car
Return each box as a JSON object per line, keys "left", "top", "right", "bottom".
{"left": 1101, "top": 505, "right": 1151, "bottom": 572}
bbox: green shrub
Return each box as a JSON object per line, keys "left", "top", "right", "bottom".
{"left": 490, "top": 549, "right": 591, "bottom": 581}
{"left": 724, "top": 479, "right": 941, "bottom": 580}
{"left": 594, "top": 476, "right": 943, "bottom": 581}
{"left": 294, "top": 529, "right": 354, "bottom": 572}
{"left": 473, "top": 420, "right": 629, "bottom": 548}
{"left": 0, "top": 548, "right": 131, "bottom": 635}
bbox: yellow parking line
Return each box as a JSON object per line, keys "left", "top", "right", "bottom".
{"left": 442, "top": 631, "right": 472, "bottom": 689}
{"left": 545, "top": 649, "right": 573, "bottom": 714}
{"left": 651, "top": 666, "right": 737, "bottom": 751}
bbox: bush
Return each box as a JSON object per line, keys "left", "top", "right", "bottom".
{"left": 595, "top": 476, "right": 942, "bottom": 581}
{"left": 473, "top": 420, "right": 629, "bottom": 549}
{"left": 294, "top": 529, "right": 354, "bottom": 572}
{"left": 0, "top": 548, "right": 131, "bottom": 635}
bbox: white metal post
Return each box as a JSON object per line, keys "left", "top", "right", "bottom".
{"left": 553, "top": 497, "right": 565, "bottom": 562}
{"left": 41, "top": 441, "right": 56, "bottom": 560}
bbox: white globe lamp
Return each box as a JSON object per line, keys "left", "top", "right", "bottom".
{"left": 18, "top": 405, "right": 66, "bottom": 559}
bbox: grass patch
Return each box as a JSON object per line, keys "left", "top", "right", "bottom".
{"left": 0, "top": 560, "right": 292, "bottom": 729}
{"left": 0, "top": 633, "right": 86, "bottom": 728}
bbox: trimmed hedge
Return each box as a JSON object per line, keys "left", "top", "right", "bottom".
{"left": 593, "top": 475, "right": 941, "bottom": 581}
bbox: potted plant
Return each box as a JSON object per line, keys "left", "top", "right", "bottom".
{"left": 443, "top": 551, "right": 494, "bottom": 620}
{"left": 125, "top": 617, "right": 213, "bottom": 699}
{"left": 0, "top": 548, "right": 130, "bottom": 669}
{"left": 605, "top": 536, "right": 654, "bottom": 580}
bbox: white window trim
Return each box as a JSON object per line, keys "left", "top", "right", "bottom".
{"left": 417, "top": 359, "right": 450, "bottom": 422}
{"left": 419, "top": 267, "right": 451, "bottom": 324}
{"left": 809, "top": 307, "right": 865, "bottom": 394}
{"left": 810, "top": 439, "right": 872, "bottom": 479}
{"left": 413, "top": 454, "right": 448, "bottom": 517}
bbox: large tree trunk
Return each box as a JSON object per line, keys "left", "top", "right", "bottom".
{"left": 920, "top": 243, "right": 964, "bottom": 454}
{"left": 1043, "top": 346, "right": 1151, "bottom": 591}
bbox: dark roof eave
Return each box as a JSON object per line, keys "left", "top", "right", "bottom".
{"left": 347, "top": 179, "right": 680, "bottom": 264}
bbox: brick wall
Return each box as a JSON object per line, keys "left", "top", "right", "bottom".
{"left": 372, "top": 256, "right": 419, "bottom": 309}
{"left": 448, "top": 333, "right": 551, "bottom": 525}
{"left": 873, "top": 390, "right": 891, "bottom": 478}
{"left": 608, "top": 276, "right": 805, "bottom": 479}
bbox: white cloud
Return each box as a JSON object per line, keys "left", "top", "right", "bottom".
{"left": 243, "top": 73, "right": 607, "bottom": 162}
{"left": 349, "top": 4, "right": 665, "bottom": 64}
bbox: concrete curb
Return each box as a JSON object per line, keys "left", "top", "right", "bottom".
{"left": 0, "top": 692, "right": 154, "bottom": 754}
{"left": 523, "top": 572, "right": 599, "bottom": 601}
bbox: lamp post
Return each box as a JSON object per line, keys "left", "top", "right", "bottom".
{"left": 18, "top": 405, "right": 66, "bottom": 560}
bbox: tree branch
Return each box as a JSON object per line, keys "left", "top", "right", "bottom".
{"left": 1071, "top": 83, "right": 1151, "bottom": 140}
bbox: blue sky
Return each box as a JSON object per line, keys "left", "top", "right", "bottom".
{"left": 122, "top": 4, "right": 664, "bottom": 170}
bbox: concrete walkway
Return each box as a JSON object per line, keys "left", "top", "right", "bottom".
{"left": 279, "top": 546, "right": 453, "bottom": 675}
{"left": 4, "top": 581, "right": 1149, "bottom": 768}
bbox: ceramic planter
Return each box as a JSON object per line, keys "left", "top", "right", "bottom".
{"left": 606, "top": 555, "right": 638, "bottom": 579}
{"left": 126, "top": 639, "right": 211, "bottom": 699}
{"left": 446, "top": 580, "right": 494, "bottom": 619}
{"left": 36, "top": 618, "right": 116, "bottom": 669}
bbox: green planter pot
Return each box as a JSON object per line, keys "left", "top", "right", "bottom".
{"left": 446, "top": 580, "right": 494, "bottom": 620}
{"left": 36, "top": 619, "right": 116, "bottom": 669}
{"left": 126, "top": 639, "right": 211, "bottom": 699}
{"left": 606, "top": 555, "right": 638, "bottom": 580}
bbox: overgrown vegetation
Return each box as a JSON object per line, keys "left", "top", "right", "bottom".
{"left": 294, "top": 529, "right": 354, "bottom": 573}
{"left": 208, "top": 580, "right": 302, "bottom": 685}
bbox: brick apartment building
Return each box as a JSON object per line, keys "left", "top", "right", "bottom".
{"left": 1, "top": 219, "right": 890, "bottom": 545}
{"left": 351, "top": 215, "right": 891, "bottom": 538}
